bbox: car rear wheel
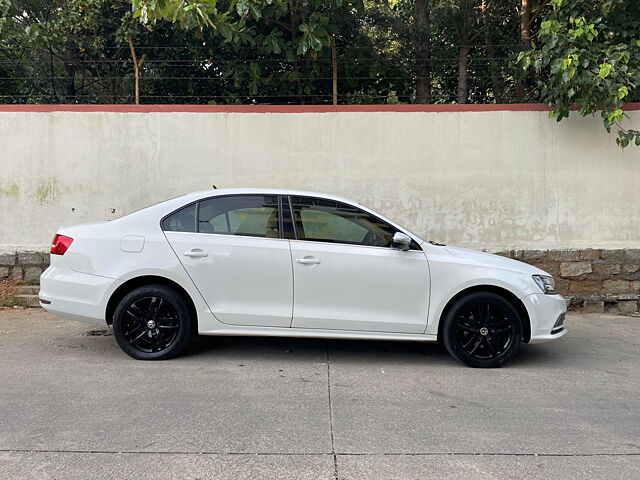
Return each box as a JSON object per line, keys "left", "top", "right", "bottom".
{"left": 442, "top": 292, "right": 522, "bottom": 368}
{"left": 113, "top": 285, "right": 193, "bottom": 360}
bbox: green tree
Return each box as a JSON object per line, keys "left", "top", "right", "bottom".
{"left": 431, "top": 0, "right": 482, "bottom": 104}
{"left": 0, "top": 0, "right": 229, "bottom": 103}
{"left": 519, "top": 0, "right": 640, "bottom": 147}
{"left": 0, "top": 0, "right": 146, "bottom": 102}
{"left": 132, "top": 0, "right": 365, "bottom": 103}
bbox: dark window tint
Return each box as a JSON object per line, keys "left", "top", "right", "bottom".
{"left": 198, "top": 195, "right": 280, "bottom": 238}
{"left": 162, "top": 203, "right": 196, "bottom": 232}
{"left": 290, "top": 196, "right": 395, "bottom": 247}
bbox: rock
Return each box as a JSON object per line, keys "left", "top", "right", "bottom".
{"left": 554, "top": 278, "right": 570, "bottom": 294}
{"left": 617, "top": 300, "right": 638, "bottom": 315}
{"left": 602, "top": 280, "right": 640, "bottom": 294}
{"left": 580, "top": 249, "right": 601, "bottom": 261}
{"left": 530, "top": 261, "right": 560, "bottom": 276}
{"left": 518, "top": 250, "right": 546, "bottom": 262}
{"left": 568, "top": 280, "right": 602, "bottom": 295}
{"left": 23, "top": 266, "right": 43, "bottom": 283}
{"left": 601, "top": 250, "right": 625, "bottom": 263}
{"left": 0, "top": 253, "right": 16, "bottom": 266}
{"left": 622, "top": 264, "right": 640, "bottom": 274}
{"left": 602, "top": 293, "right": 639, "bottom": 302}
{"left": 548, "top": 250, "right": 581, "bottom": 262}
{"left": 18, "top": 251, "right": 44, "bottom": 266}
{"left": 583, "top": 300, "right": 604, "bottom": 313}
{"left": 592, "top": 263, "right": 622, "bottom": 276}
{"left": 560, "top": 261, "right": 592, "bottom": 277}
{"left": 0, "top": 266, "right": 9, "bottom": 278}
{"left": 625, "top": 250, "right": 640, "bottom": 262}
{"left": 10, "top": 267, "right": 23, "bottom": 281}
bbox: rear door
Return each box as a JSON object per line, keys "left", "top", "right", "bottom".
{"left": 163, "top": 194, "right": 293, "bottom": 328}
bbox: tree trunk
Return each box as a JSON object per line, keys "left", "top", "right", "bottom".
{"left": 520, "top": 0, "right": 532, "bottom": 48}
{"left": 414, "top": 0, "right": 431, "bottom": 104}
{"left": 481, "top": 0, "right": 501, "bottom": 103}
{"left": 515, "top": 0, "right": 532, "bottom": 102}
{"left": 64, "top": 62, "right": 76, "bottom": 102}
{"left": 47, "top": 46, "right": 60, "bottom": 102}
{"left": 331, "top": 36, "right": 338, "bottom": 105}
{"left": 457, "top": 42, "right": 469, "bottom": 104}
{"left": 128, "top": 37, "right": 142, "bottom": 105}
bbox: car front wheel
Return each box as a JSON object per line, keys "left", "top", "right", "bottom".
{"left": 113, "top": 285, "right": 193, "bottom": 360}
{"left": 442, "top": 292, "right": 523, "bottom": 368}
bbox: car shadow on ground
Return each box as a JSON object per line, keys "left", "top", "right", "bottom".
{"left": 181, "top": 334, "right": 564, "bottom": 368}
{"left": 76, "top": 325, "right": 567, "bottom": 368}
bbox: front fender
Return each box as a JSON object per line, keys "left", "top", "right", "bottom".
{"left": 423, "top": 246, "right": 540, "bottom": 336}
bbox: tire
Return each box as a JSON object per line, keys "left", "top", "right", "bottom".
{"left": 113, "top": 284, "right": 194, "bottom": 360}
{"left": 441, "top": 292, "right": 522, "bottom": 368}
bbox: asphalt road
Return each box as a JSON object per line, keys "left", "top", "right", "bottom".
{"left": 1, "top": 309, "right": 639, "bottom": 479}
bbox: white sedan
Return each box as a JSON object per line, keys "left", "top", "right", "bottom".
{"left": 40, "top": 188, "right": 567, "bottom": 367}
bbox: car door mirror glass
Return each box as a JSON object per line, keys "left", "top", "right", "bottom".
{"left": 392, "top": 232, "right": 411, "bottom": 251}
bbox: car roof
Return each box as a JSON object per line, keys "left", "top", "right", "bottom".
{"left": 123, "top": 187, "right": 424, "bottom": 244}
{"left": 176, "top": 188, "right": 362, "bottom": 206}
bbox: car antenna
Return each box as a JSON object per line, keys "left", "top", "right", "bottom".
{"left": 212, "top": 184, "right": 217, "bottom": 189}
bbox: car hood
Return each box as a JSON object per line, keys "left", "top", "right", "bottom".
{"left": 444, "top": 246, "right": 549, "bottom": 276}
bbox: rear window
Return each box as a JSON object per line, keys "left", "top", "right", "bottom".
{"left": 161, "top": 204, "right": 196, "bottom": 233}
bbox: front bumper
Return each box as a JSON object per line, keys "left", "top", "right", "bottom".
{"left": 521, "top": 293, "right": 568, "bottom": 343}
{"left": 39, "top": 264, "right": 117, "bottom": 327}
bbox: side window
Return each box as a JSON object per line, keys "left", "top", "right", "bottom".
{"left": 290, "top": 196, "right": 396, "bottom": 247}
{"left": 162, "top": 203, "right": 196, "bottom": 232}
{"left": 197, "top": 195, "right": 280, "bottom": 238}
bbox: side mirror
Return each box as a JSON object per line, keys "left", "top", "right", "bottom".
{"left": 392, "top": 232, "right": 411, "bottom": 251}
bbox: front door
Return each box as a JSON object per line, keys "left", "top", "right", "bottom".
{"left": 288, "top": 196, "right": 430, "bottom": 333}
{"left": 163, "top": 194, "right": 293, "bottom": 328}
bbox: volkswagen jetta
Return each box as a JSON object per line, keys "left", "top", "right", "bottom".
{"left": 40, "top": 188, "right": 567, "bottom": 367}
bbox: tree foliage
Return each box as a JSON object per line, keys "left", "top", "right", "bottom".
{"left": 0, "top": 0, "right": 144, "bottom": 102}
{"left": 132, "top": 0, "right": 362, "bottom": 56}
{"left": 520, "top": 0, "right": 640, "bottom": 147}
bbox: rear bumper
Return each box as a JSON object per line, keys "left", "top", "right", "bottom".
{"left": 522, "top": 293, "right": 568, "bottom": 344}
{"left": 39, "top": 264, "right": 118, "bottom": 327}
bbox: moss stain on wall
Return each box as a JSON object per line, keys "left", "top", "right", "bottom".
{"left": 0, "top": 183, "right": 19, "bottom": 198}
{"left": 35, "top": 179, "right": 58, "bottom": 205}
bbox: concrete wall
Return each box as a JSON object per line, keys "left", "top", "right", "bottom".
{"left": 1, "top": 105, "right": 639, "bottom": 252}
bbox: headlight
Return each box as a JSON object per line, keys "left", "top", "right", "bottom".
{"left": 532, "top": 274, "right": 556, "bottom": 294}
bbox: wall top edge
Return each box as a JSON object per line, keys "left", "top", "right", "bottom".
{"left": 1, "top": 103, "right": 639, "bottom": 114}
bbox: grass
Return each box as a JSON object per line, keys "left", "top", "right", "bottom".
{"left": 15, "top": 280, "right": 40, "bottom": 286}
{"left": 0, "top": 296, "right": 29, "bottom": 308}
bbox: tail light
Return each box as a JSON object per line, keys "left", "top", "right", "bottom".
{"left": 51, "top": 234, "right": 73, "bottom": 255}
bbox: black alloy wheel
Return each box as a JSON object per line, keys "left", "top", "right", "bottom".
{"left": 442, "top": 292, "right": 523, "bottom": 368}
{"left": 113, "top": 285, "right": 193, "bottom": 360}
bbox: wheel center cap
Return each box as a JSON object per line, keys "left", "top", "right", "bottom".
{"left": 147, "top": 320, "right": 156, "bottom": 329}
{"left": 479, "top": 327, "right": 489, "bottom": 336}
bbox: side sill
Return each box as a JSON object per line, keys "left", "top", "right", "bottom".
{"left": 198, "top": 326, "right": 438, "bottom": 343}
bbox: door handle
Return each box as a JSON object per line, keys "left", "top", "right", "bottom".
{"left": 296, "top": 256, "right": 321, "bottom": 265}
{"left": 183, "top": 249, "right": 208, "bottom": 258}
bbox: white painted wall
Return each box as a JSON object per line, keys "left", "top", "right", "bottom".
{"left": 1, "top": 109, "right": 639, "bottom": 252}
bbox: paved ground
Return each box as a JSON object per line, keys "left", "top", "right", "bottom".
{"left": 0, "top": 310, "right": 639, "bottom": 479}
